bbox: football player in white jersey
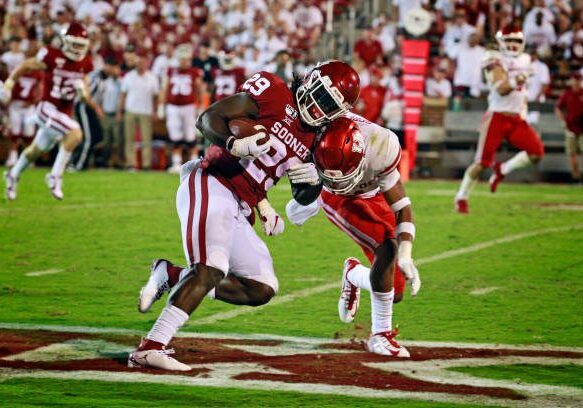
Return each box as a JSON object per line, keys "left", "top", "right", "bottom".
{"left": 454, "top": 27, "right": 545, "bottom": 214}
{"left": 286, "top": 113, "right": 420, "bottom": 357}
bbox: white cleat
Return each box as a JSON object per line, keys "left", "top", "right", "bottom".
{"left": 45, "top": 173, "right": 64, "bottom": 200}
{"left": 138, "top": 259, "right": 171, "bottom": 313}
{"left": 367, "top": 330, "right": 410, "bottom": 358}
{"left": 338, "top": 257, "right": 361, "bottom": 323}
{"left": 4, "top": 171, "right": 17, "bottom": 201}
{"left": 128, "top": 347, "right": 191, "bottom": 371}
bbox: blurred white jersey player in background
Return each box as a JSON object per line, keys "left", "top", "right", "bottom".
{"left": 455, "top": 26, "right": 544, "bottom": 214}
{"left": 287, "top": 113, "right": 420, "bottom": 357}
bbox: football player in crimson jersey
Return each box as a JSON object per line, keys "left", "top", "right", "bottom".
{"left": 286, "top": 114, "right": 419, "bottom": 357}
{"left": 3, "top": 22, "right": 102, "bottom": 201}
{"left": 128, "top": 60, "right": 360, "bottom": 371}
{"left": 454, "top": 27, "right": 545, "bottom": 214}
{"left": 157, "top": 44, "right": 204, "bottom": 174}
{"left": 2, "top": 71, "right": 43, "bottom": 167}
{"left": 212, "top": 52, "right": 246, "bottom": 102}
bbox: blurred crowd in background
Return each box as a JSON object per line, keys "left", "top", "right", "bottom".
{"left": 0, "top": 0, "right": 582, "bottom": 173}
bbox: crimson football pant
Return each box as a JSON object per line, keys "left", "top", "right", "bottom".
{"left": 319, "top": 189, "right": 406, "bottom": 297}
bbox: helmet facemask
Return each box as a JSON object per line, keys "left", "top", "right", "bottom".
{"left": 317, "top": 158, "right": 366, "bottom": 195}
{"left": 62, "top": 35, "right": 90, "bottom": 61}
{"left": 296, "top": 69, "right": 350, "bottom": 127}
{"left": 496, "top": 32, "right": 524, "bottom": 57}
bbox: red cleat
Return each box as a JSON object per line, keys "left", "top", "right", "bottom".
{"left": 455, "top": 198, "right": 469, "bottom": 214}
{"left": 489, "top": 162, "right": 505, "bottom": 193}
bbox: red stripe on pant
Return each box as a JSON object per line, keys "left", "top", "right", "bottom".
{"left": 186, "top": 169, "right": 197, "bottom": 266}
{"left": 198, "top": 172, "right": 209, "bottom": 264}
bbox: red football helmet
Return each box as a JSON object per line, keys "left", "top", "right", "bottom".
{"left": 61, "top": 22, "right": 90, "bottom": 62}
{"left": 495, "top": 26, "right": 524, "bottom": 58}
{"left": 296, "top": 60, "right": 360, "bottom": 127}
{"left": 314, "top": 117, "right": 366, "bottom": 194}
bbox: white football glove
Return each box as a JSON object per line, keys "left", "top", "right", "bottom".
{"left": 397, "top": 241, "right": 421, "bottom": 296}
{"left": 227, "top": 125, "right": 271, "bottom": 158}
{"left": 257, "top": 199, "right": 285, "bottom": 236}
{"left": 0, "top": 79, "right": 14, "bottom": 104}
{"left": 287, "top": 162, "right": 320, "bottom": 185}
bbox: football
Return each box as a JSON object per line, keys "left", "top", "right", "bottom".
{"left": 228, "top": 117, "right": 270, "bottom": 144}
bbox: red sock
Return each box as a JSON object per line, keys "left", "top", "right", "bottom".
{"left": 138, "top": 338, "right": 165, "bottom": 351}
{"left": 167, "top": 263, "right": 184, "bottom": 287}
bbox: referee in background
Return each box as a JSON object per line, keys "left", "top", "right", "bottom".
{"left": 70, "top": 59, "right": 120, "bottom": 170}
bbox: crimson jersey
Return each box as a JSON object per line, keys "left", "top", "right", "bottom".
{"left": 165, "top": 67, "right": 203, "bottom": 106}
{"left": 212, "top": 67, "right": 246, "bottom": 101}
{"left": 37, "top": 46, "right": 93, "bottom": 115}
{"left": 11, "top": 72, "right": 43, "bottom": 105}
{"left": 204, "top": 71, "right": 316, "bottom": 209}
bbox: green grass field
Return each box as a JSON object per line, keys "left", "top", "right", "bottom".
{"left": 0, "top": 168, "right": 582, "bottom": 407}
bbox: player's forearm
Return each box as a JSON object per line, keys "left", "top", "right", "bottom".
{"left": 395, "top": 206, "right": 414, "bottom": 242}
{"left": 6, "top": 59, "right": 42, "bottom": 86}
{"left": 291, "top": 181, "right": 323, "bottom": 206}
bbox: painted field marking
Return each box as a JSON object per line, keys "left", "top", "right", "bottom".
{"left": 193, "top": 223, "right": 583, "bottom": 325}
{"left": 540, "top": 204, "right": 583, "bottom": 211}
{"left": 470, "top": 287, "right": 500, "bottom": 296}
{"left": 2, "top": 322, "right": 583, "bottom": 352}
{"left": 0, "top": 324, "right": 581, "bottom": 408}
{"left": 25, "top": 269, "right": 63, "bottom": 277}
{"left": 425, "top": 188, "right": 572, "bottom": 199}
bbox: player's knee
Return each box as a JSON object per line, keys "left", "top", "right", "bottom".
{"left": 393, "top": 293, "right": 403, "bottom": 304}
{"left": 247, "top": 284, "right": 275, "bottom": 307}
{"left": 64, "top": 129, "right": 82, "bottom": 148}
{"left": 529, "top": 149, "right": 544, "bottom": 163}
{"left": 23, "top": 143, "right": 42, "bottom": 160}
{"left": 376, "top": 239, "right": 398, "bottom": 264}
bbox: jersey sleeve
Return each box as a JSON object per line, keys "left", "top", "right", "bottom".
{"left": 240, "top": 71, "right": 291, "bottom": 115}
{"left": 374, "top": 130, "right": 402, "bottom": 192}
{"left": 36, "top": 47, "right": 52, "bottom": 67}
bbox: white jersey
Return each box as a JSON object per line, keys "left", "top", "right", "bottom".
{"left": 338, "top": 112, "right": 402, "bottom": 196}
{"left": 481, "top": 50, "right": 532, "bottom": 117}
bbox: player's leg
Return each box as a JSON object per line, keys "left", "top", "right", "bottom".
{"left": 211, "top": 215, "right": 277, "bottom": 306}
{"left": 455, "top": 112, "right": 503, "bottom": 211}
{"left": 130, "top": 167, "right": 239, "bottom": 370}
{"left": 46, "top": 124, "right": 82, "bottom": 200}
{"left": 565, "top": 131, "right": 581, "bottom": 181}
{"left": 124, "top": 112, "right": 137, "bottom": 170}
{"left": 321, "top": 192, "right": 408, "bottom": 357}
{"left": 166, "top": 104, "right": 184, "bottom": 173}
{"left": 184, "top": 105, "right": 200, "bottom": 161}
{"left": 6, "top": 104, "right": 22, "bottom": 167}
{"left": 5, "top": 104, "right": 65, "bottom": 200}
{"left": 490, "top": 117, "right": 544, "bottom": 192}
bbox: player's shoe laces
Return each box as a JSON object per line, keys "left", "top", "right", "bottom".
{"left": 455, "top": 198, "right": 469, "bottom": 214}
{"left": 489, "top": 162, "right": 504, "bottom": 193}
{"left": 338, "top": 257, "right": 361, "bottom": 323}
{"left": 138, "top": 259, "right": 172, "bottom": 313}
{"left": 128, "top": 339, "right": 191, "bottom": 371}
{"left": 366, "top": 330, "right": 410, "bottom": 358}
{"left": 45, "top": 173, "right": 64, "bottom": 200}
{"left": 4, "top": 171, "right": 17, "bottom": 201}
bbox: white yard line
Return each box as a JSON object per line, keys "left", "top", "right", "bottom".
{"left": 0, "top": 321, "right": 582, "bottom": 352}
{"left": 425, "top": 188, "right": 572, "bottom": 199}
{"left": 0, "top": 199, "right": 166, "bottom": 214}
{"left": 25, "top": 269, "right": 64, "bottom": 277}
{"left": 469, "top": 287, "right": 500, "bottom": 296}
{"left": 194, "top": 223, "right": 583, "bottom": 325}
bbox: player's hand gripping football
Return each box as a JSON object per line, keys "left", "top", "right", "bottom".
{"left": 287, "top": 162, "right": 320, "bottom": 185}
{"left": 397, "top": 241, "right": 421, "bottom": 296}
{"left": 0, "top": 79, "right": 14, "bottom": 105}
{"left": 228, "top": 125, "right": 271, "bottom": 159}
{"left": 257, "top": 199, "right": 285, "bottom": 237}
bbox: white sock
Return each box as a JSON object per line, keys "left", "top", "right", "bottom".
{"left": 172, "top": 152, "right": 182, "bottom": 167}
{"left": 456, "top": 169, "right": 477, "bottom": 200}
{"left": 500, "top": 151, "right": 531, "bottom": 175}
{"left": 145, "top": 304, "right": 189, "bottom": 346}
{"left": 51, "top": 147, "right": 72, "bottom": 178}
{"left": 371, "top": 289, "right": 394, "bottom": 334}
{"left": 347, "top": 264, "right": 372, "bottom": 292}
{"left": 7, "top": 149, "right": 17, "bottom": 163}
{"left": 9, "top": 154, "right": 30, "bottom": 179}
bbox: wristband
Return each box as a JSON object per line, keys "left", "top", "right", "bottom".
{"left": 396, "top": 222, "right": 415, "bottom": 239}
{"left": 390, "top": 197, "right": 411, "bottom": 212}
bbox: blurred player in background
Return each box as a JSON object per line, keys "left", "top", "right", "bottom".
{"left": 158, "top": 44, "right": 204, "bottom": 174}
{"left": 455, "top": 27, "right": 545, "bottom": 214}
{"left": 555, "top": 72, "right": 583, "bottom": 182}
{"left": 212, "top": 52, "right": 246, "bottom": 102}
{"left": 128, "top": 61, "right": 359, "bottom": 371}
{"left": 2, "top": 69, "right": 42, "bottom": 167}
{"left": 286, "top": 114, "right": 419, "bottom": 357}
{"left": 3, "top": 22, "right": 102, "bottom": 201}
